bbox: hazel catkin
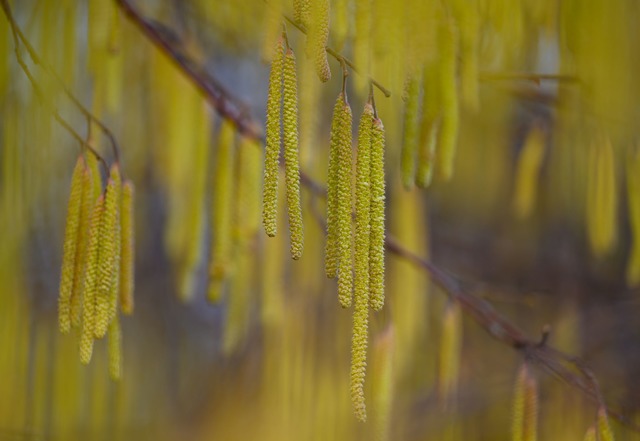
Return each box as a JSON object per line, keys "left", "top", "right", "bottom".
{"left": 512, "top": 363, "right": 538, "bottom": 441}
{"left": 307, "top": 0, "right": 331, "bottom": 82}
{"left": 119, "top": 180, "right": 135, "bottom": 315}
{"left": 401, "top": 75, "right": 421, "bottom": 189}
{"left": 369, "top": 117, "right": 386, "bottom": 311}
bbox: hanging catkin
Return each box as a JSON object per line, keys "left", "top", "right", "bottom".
{"left": 336, "top": 97, "right": 354, "bottom": 308}
{"left": 119, "top": 180, "right": 135, "bottom": 314}
{"left": 293, "top": 0, "right": 310, "bottom": 26}
{"left": 597, "top": 407, "right": 615, "bottom": 441}
{"left": 209, "top": 119, "right": 236, "bottom": 302}
{"left": 94, "top": 165, "right": 121, "bottom": 339}
{"left": 437, "top": 20, "right": 460, "bottom": 181}
{"left": 108, "top": 314, "right": 122, "bottom": 380}
{"left": 354, "top": 102, "right": 372, "bottom": 317}
{"left": 332, "top": 0, "right": 349, "bottom": 50}
{"left": 326, "top": 93, "right": 350, "bottom": 279}
{"left": 583, "top": 427, "right": 596, "bottom": 441}
{"left": 80, "top": 194, "right": 105, "bottom": 365}
{"left": 587, "top": 139, "right": 618, "bottom": 257}
{"left": 369, "top": 117, "right": 386, "bottom": 311}
{"left": 513, "top": 125, "right": 546, "bottom": 219}
{"left": 438, "top": 302, "right": 462, "bottom": 403}
{"left": 261, "top": 0, "right": 284, "bottom": 62}
{"left": 59, "top": 156, "right": 86, "bottom": 334}
{"left": 307, "top": 0, "right": 331, "bottom": 82}
{"left": 401, "top": 75, "right": 421, "bottom": 189}
{"left": 283, "top": 48, "right": 304, "bottom": 260}
{"left": 512, "top": 363, "right": 538, "bottom": 441}
{"left": 371, "top": 326, "right": 394, "bottom": 441}
{"left": 626, "top": 151, "right": 640, "bottom": 286}
{"left": 416, "top": 62, "right": 441, "bottom": 188}
{"left": 263, "top": 38, "right": 285, "bottom": 238}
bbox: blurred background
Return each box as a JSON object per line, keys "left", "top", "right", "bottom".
{"left": 1, "top": 0, "right": 640, "bottom": 439}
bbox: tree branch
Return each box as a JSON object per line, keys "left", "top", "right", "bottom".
{"left": 116, "top": 0, "right": 637, "bottom": 431}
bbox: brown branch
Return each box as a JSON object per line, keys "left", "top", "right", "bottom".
{"left": 116, "top": 0, "right": 637, "bottom": 432}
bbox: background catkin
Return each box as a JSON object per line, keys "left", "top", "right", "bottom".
{"left": 119, "top": 180, "right": 135, "bottom": 314}
{"left": 354, "top": 104, "right": 372, "bottom": 316}
{"left": 512, "top": 363, "right": 538, "bottom": 441}
{"left": 587, "top": 139, "right": 618, "bottom": 257}
{"left": 263, "top": 38, "right": 285, "bottom": 238}
{"left": 283, "top": 48, "right": 304, "bottom": 260}
{"left": 437, "top": 20, "right": 460, "bottom": 181}
{"left": 209, "top": 119, "right": 236, "bottom": 302}
{"left": 307, "top": 0, "right": 331, "bottom": 82}
{"left": 512, "top": 126, "right": 546, "bottom": 219}
{"left": 59, "top": 156, "right": 85, "bottom": 333}
{"left": 401, "top": 75, "right": 421, "bottom": 189}
{"left": 583, "top": 427, "right": 596, "bottom": 441}
{"left": 80, "top": 194, "right": 105, "bottom": 365}
{"left": 324, "top": 94, "right": 347, "bottom": 279}
{"left": 369, "top": 117, "right": 386, "bottom": 311}
{"left": 626, "top": 151, "right": 640, "bottom": 285}
{"left": 438, "top": 302, "right": 462, "bottom": 402}
{"left": 598, "top": 407, "right": 615, "bottom": 441}
{"left": 337, "top": 98, "right": 354, "bottom": 308}
{"left": 94, "top": 165, "right": 121, "bottom": 339}
{"left": 416, "top": 62, "right": 441, "bottom": 188}
{"left": 108, "top": 314, "right": 122, "bottom": 380}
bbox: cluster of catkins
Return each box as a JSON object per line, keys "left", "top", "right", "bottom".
{"left": 58, "top": 154, "right": 134, "bottom": 380}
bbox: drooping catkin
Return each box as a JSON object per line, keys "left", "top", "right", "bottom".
{"left": 512, "top": 125, "right": 546, "bottom": 219}
{"left": 598, "top": 407, "right": 615, "bottom": 441}
{"left": 369, "top": 117, "right": 386, "bottom": 311}
{"left": 119, "top": 180, "right": 135, "bottom": 315}
{"left": 587, "top": 139, "right": 618, "bottom": 257}
{"left": 416, "top": 62, "right": 441, "bottom": 188}
{"left": 70, "top": 162, "right": 97, "bottom": 328}
{"left": 94, "top": 165, "right": 121, "bottom": 339}
{"left": 512, "top": 363, "right": 538, "bottom": 441}
{"left": 209, "top": 119, "right": 236, "bottom": 302}
{"left": 353, "top": 0, "right": 372, "bottom": 95}
{"left": 261, "top": 0, "right": 284, "bottom": 62}
{"left": 293, "top": 0, "right": 310, "bottom": 26}
{"left": 583, "top": 426, "right": 596, "bottom": 441}
{"left": 626, "top": 151, "right": 640, "bottom": 286}
{"left": 263, "top": 38, "right": 285, "bottom": 238}
{"left": 59, "top": 156, "right": 86, "bottom": 334}
{"left": 332, "top": 0, "right": 349, "bottom": 50}
{"left": 307, "top": 0, "right": 331, "bottom": 82}
{"left": 108, "top": 314, "right": 122, "bottom": 380}
{"left": 437, "top": 20, "right": 460, "bottom": 181}
{"left": 86, "top": 152, "right": 103, "bottom": 200}
{"left": 438, "top": 302, "right": 462, "bottom": 403}
{"left": 325, "top": 93, "right": 349, "bottom": 279}
{"left": 80, "top": 195, "right": 105, "bottom": 365}
{"left": 336, "top": 99, "right": 354, "bottom": 307}
{"left": 354, "top": 103, "right": 373, "bottom": 316}
{"left": 283, "top": 48, "right": 304, "bottom": 260}
{"left": 371, "top": 326, "right": 395, "bottom": 441}
{"left": 401, "top": 75, "right": 421, "bottom": 189}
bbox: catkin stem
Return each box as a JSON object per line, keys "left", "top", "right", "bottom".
{"left": 283, "top": 48, "right": 304, "bottom": 260}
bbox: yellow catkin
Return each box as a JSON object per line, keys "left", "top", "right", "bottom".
{"left": 332, "top": 0, "right": 349, "bottom": 50}
{"left": 626, "top": 151, "right": 640, "bottom": 286}
{"left": 583, "top": 426, "right": 596, "bottom": 441}
{"left": 263, "top": 38, "right": 285, "bottom": 238}
{"left": 119, "top": 180, "right": 135, "bottom": 315}
{"left": 307, "top": 0, "right": 331, "bottom": 82}
{"left": 108, "top": 314, "right": 122, "bottom": 380}
{"left": 513, "top": 125, "right": 546, "bottom": 219}
{"left": 353, "top": 0, "right": 372, "bottom": 95}
{"left": 261, "top": 0, "right": 284, "bottom": 62}
{"left": 283, "top": 48, "right": 304, "bottom": 260}
{"left": 587, "top": 139, "right": 618, "bottom": 256}
{"left": 294, "top": 0, "right": 311, "bottom": 27}
{"left": 369, "top": 117, "right": 386, "bottom": 311}
{"left": 401, "top": 75, "right": 421, "bottom": 189}
{"left": 355, "top": 103, "right": 373, "bottom": 318}
{"left": 371, "top": 326, "right": 395, "bottom": 441}
{"left": 438, "top": 302, "right": 462, "bottom": 403}
{"left": 325, "top": 94, "right": 348, "bottom": 279}
{"left": 94, "top": 165, "right": 122, "bottom": 339}
{"left": 337, "top": 99, "right": 354, "bottom": 308}
{"left": 598, "top": 407, "right": 615, "bottom": 441}
{"left": 80, "top": 195, "right": 105, "bottom": 365}
{"left": 59, "top": 156, "right": 86, "bottom": 334}
{"left": 209, "top": 119, "right": 236, "bottom": 302}
{"left": 437, "top": 20, "right": 460, "bottom": 181}
{"left": 416, "top": 62, "right": 441, "bottom": 188}
{"left": 512, "top": 363, "right": 538, "bottom": 441}
{"left": 454, "top": 0, "right": 480, "bottom": 110}
{"left": 86, "top": 152, "right": 103, "bottom": 200}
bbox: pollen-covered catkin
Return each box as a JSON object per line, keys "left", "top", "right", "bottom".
{"left": 337, "top": 99, "right": 354, "bottom": 308}
{"left": 283, "top": 48, "right": 304, "bottom": 260}
{"left": 293, "top": 0, "right": 310, "bottom": 26}
{"left": 598, "top": 407, "right": 615, "bottom": 441}
{"left": 70, "top": 163, "right": 97, "bottom": 328}
{"left": 209, "top": 119, "right": 236, "bottom": 302}
{"left": 401, "top": 75, "right": 421, "bottom": 189}
{"left": 354, "top": 103, "right": 373, "bottom": 317}
{"left": 59, "top": 156, "right": 86, "bottom": 334}
{"left": 512, "top": 363, "right": 538, "bottom": 441}
{"left": 108, "top": 314, "right": 122, "bottom": 380}
{"left": 261, "top": 0, "right": 283, "bottom": 62}
{"left": 437, "top": 21, "right": 460, "bottom": 181}
{"left": 94, "top": 165, "right": 121, "bottom": 339}
{"left": 369, "top": 117, "right": 386, "bottom": 311}
{"left": 307, "top": 0, "right": 331, "bottom": 82}
{"left": 325, "top": 94, "right": 348, "bottom": 279}
{"left": 80, "top": 194, "right": 105, "bottom": 365}
{"left": 263, "top": 38, "right": 285, "bottom": 238}
{"left": 119, "top": 180, "right": 135, "bottom": 314}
